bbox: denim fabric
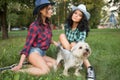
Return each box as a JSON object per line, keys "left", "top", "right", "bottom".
{"left": 29, "top": 47, "right": 46, "bottom": 56}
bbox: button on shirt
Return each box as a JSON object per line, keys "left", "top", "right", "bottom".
{"left": 65, "top": 24, "right": 86, "bottom": 43}
{"left": 20, "top": 20, "right": 52, "bottom": 56}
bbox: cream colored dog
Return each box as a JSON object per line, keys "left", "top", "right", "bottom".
{"left": 54, "top": 41, "right": 91, "bottom": 76}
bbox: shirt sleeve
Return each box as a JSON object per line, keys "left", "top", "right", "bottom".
{"left": 20, "top": 25, "right": 38, "bottom": 57}
{"left": 76, "top": 31, "right": 86, "bottom": 42}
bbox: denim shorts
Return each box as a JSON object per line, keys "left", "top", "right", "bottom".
{"left": 29, "top": 47, "right": 46, "bottom": 56}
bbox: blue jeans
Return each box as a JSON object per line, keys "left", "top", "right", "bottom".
{"left": 29, "top": 47, "right": 46, "bottom": 56}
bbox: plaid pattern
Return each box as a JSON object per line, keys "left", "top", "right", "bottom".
{"left": 20, "top": 20, "right": 52, "bottom": 56}
{"left": 65, "top": 25, "right": 86, "bottom": 43}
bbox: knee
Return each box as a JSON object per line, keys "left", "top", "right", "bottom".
{"left": 47, "top": 60, "right": 57, "bottom": 68}
{"left": 44, "top": 69, "right": 50, "bottom": 74}
{"left": 52, "top": 60, "right": 57, "bottom": 68}
{"left": 59, "top": 33, "right": 66, "bottom": 40}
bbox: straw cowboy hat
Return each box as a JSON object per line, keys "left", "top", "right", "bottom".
{"left": 72, "top": 4, "right": 90, "bottom": 20}
{"left": 33, "top": 0, "right": 55, "bottom": 15}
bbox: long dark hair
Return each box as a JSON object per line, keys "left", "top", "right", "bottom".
{"left": 37, "top": 13, "right": 50, "bottom": 25}
{"left": 36, "top": 5, "right": 50, "bottom": 27}
{"left": 65, "top": 10, "right": 90, "bottom": 37}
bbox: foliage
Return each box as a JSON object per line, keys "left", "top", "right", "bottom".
{"left": 0, "top": 0, "right": 34, "bottom": 39}
{"left": 0, "top": 0, "right": 120, "bottom": 39}
{"left": 0, "top": 29, "right": 120, "bottom": 80}
{"left": 7, "top": 13, "right": 18, "bottom": 27}
{"left": 7, "top": 2, "right": 34, "bottom": 28}
{"left": 0, "top": 0, "right": 34, "bottom": 27}
{"left": 51, "top": 0, "right": 104, "bottom": 28}
{"left": 88, "top": 0, "right": 104, "bottom": 28}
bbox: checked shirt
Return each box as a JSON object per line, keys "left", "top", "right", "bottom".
{"left": 65, "top": 24, "right": 86, "bottom": 43}
{"left": 20, "top": 20, "right": 52, "bottom": 56}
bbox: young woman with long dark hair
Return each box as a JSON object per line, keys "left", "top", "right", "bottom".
{"left": 58, "top": 4, "right": 95, "bottom": 80}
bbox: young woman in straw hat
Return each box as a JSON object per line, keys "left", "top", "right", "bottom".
{"left": 57, "top": 4, "right": 96, "bottom": 80}
{"left": 12, "top": 0, "right": 57, "bottom": 75}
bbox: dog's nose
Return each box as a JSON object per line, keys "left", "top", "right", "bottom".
{"left": 86, "top": 48, "right": 89, "bottom": 52}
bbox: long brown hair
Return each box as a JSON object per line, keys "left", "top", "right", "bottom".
{"left": 36, "top": 5, "right": 51, "bottom": 31}
{"left": 34, "top": 4, "right": 51, "bottom": 25}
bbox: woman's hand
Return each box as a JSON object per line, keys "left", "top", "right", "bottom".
{"left": 11, "top": 64, "right": 22, "bottom": 71}
{"left": 70, "top": 42, "right": 77, "bottom": 49}
{"left": 51, "top": 40, "right": 58, "bottom": 47}
{"left": 11, "top": 54, "right": 26, "bottom": 71}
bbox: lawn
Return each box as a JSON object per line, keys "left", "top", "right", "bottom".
{"left": 0, "top": 29, "right": 120, "bottom": 80}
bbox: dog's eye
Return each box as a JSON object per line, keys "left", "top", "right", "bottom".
{"left": 79, "top": 46, "right": 82, "bottom": 49}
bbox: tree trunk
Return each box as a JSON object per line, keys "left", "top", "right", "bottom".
{"left": 0, "top": 3, "right": 8, "bottom": 39}
{"left": 8, "top": 22, "right": 11, "bottom": 32}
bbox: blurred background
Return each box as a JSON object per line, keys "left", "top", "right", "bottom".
{"left": 0, "top": 0, "right": 120, "bottom": 39}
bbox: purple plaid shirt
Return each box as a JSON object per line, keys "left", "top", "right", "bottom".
{"left": 20, "top": 20, "right": 52, "bottom": 57}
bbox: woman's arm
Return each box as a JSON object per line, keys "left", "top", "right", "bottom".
{"left": 11, "top": 54, "right": 26, "bottom": 71}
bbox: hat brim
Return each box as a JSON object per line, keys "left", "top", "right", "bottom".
{"left": 72, "top": 6, "right": 90, "bottom": 20}
{"left": 33, "top": 2, "right": 55, "bottom": 15}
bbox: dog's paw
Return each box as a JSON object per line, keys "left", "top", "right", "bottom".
{"left": 74, "top": 72, "right": 81, "bottom": 76}
{"left": 63, "top": 72, "right": 69, "bottom": 76}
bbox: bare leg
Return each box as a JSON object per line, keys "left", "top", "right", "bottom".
{"left": 83, "top": 59, "right": 91, "bottom": 68}
{"left": 59, "top": 33, "right": 70, "bottom": 50}
{"left": 43, "top": 56, "right": 56, "bottom": 68}
{"left": 26, "top": 52, "right": 50, "bottom": 75}
{"left": 17, "top": 54, "right": 56, "bottom": 76}
{"left": 18, "top": 67, "right": 46, "bottom": 76}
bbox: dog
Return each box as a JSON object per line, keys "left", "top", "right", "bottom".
{"left": 54, "top": 41, "right": 91, "bottom": 76}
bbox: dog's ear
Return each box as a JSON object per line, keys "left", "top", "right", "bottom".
{"left": 71, "top": 41, "right": 82, "bottom": 51}
{"left": 71, "top": 41, "right": 86, "bottom": 52}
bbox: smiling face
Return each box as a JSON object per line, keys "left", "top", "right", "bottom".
{"left": 71, "top": 9, "right": 83, "bottom": 23}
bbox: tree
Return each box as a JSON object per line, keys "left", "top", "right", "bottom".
{"left": 7, "top": 13, "right": 18, "bottom": 32}
{"left": 0, "top": 0, "right": 34, "bottom": 39}
{"left": 7, "top": 2, "right": 20, "bottom": 32}
{"left": 51, "top": 0, "right": 72, "bottom": 27}
{"left": 0, "top": 1, "right": 8, "bottom": 39}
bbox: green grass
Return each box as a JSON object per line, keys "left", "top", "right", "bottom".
{"left": 0, "top": 29, "right": 120, "bottom": 80}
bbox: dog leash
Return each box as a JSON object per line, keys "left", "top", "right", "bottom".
{"left": 0, "top": 62, "right": 29, "bottom": 72}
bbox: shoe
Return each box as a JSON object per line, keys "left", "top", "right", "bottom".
{"left": 86, "top": 66, "right": 96, "bottom": 80}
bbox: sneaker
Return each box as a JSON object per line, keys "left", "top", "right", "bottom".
{"left": 87, "top": 66, "right": 96, "bottom": 80}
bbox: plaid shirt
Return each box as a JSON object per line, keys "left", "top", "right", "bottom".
{"left": 20, "top": 20, "right": 52, "bottom": 57}
{"left": 65, "top": 24, "right": 86, "bottom": 43}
